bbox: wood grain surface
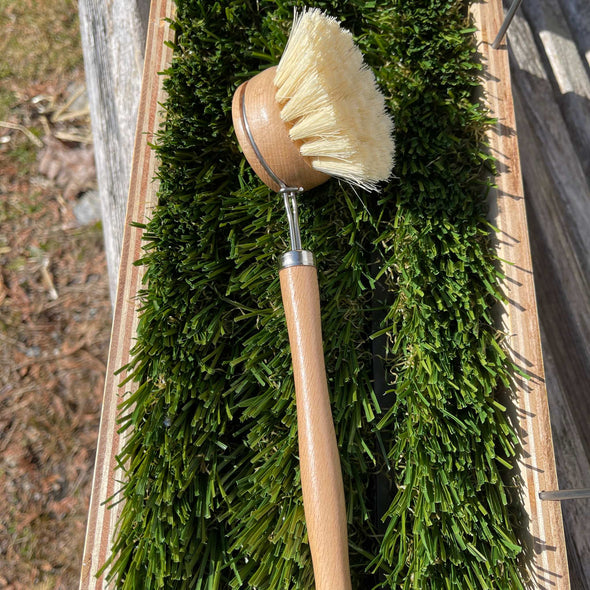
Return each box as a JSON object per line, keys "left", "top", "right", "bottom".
{"left": 473, "top": 1, "right": 570, "bottom": 587}
{"left": 504, "top": 0, "right": 590, "bottom": 585}
{"left": 279, "top": 264, "right": 351, "bottom": 590}
{"left": 232, "top": 66, "right": 329, "bottom": 192}
{"left": 78, "top": 0, "right": 151, "bottom": 301}
{"left": 78, "top": 1, "right": 175, "bottom": 588}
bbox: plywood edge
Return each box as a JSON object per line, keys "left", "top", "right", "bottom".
{"left": 472, "top": 1, "right": 570, "bottom": 587}
{"left": 79, "top": 1, "right": 176, "bottom": 588}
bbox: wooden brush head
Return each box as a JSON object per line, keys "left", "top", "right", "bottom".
{"left": 232, "top": 66, "right": 330, "bottom": 193}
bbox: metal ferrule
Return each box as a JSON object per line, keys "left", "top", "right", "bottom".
{"left": 279, "top": 250, "right": 316, "bottom": 269}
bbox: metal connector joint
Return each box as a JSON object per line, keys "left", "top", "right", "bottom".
{"left": 279, "top": 250, "right": 316, "bottom": 269}
{"left": 280, "top": 187, "right": 304, "bottom": 252}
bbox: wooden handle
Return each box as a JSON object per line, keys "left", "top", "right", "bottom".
{"left": 279, "top": 263, "right": 351, "bottom": 590}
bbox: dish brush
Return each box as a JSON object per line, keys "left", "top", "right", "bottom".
{"left": 232, "top": 8, "right": 394, "bottom": 589}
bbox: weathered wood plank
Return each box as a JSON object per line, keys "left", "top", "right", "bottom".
{"left": 505, "top": 10, "right": 590, "bottom": 458}
{"left": 501, "top": 4, "right": 590, "bottom": 586}
{"left": 78, "top": 0, "right": 151, "bottom": 302}
{"left": 557, "top": 0, "right": 590, "bottom": 72}
{"left": 541, "top": 349, "right": 590, "bottom": 590}
{"left": 521, "top": 0, "right": 590, "bottom": 182}
{"left": 511, "top": 84, "right": 590, "bottom": 589}
{"left": 78, "top": 2, "right": 175, "bottom": 588}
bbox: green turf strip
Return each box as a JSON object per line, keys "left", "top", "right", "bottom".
{"left": 103, "top": 1, "right": 525, "bottom": 588}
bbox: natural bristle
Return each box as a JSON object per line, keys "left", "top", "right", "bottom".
{"left": 274, "top": 8, "right": 395, "bottom": 192}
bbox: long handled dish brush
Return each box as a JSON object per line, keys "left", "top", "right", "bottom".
{"left": 232, "top": 8, "right": 394, "bottom": 589}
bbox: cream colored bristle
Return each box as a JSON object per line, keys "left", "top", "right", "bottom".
{"left": 274, "top": 8, "right": 395, "bottom": 191}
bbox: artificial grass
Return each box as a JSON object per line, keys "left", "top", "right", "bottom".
{"left": 103, "top": 1, "right": 525, "bottom": 588}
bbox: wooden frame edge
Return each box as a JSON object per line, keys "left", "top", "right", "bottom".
{"left": 79, "top": 1, "right": 176, "bottom": 587}
{"left": 473, "top": 0, "right": 570, "bottom": 587}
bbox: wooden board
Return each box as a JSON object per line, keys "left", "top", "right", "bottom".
{"left": 78, "top": 0, "right": 151, "bottom": 302}
{"left": 78, "top": 1, "right": 175, "bottom": 587}
{"left": 473, "top": 1, "right": 570, "bottom": 587}
{"left": 79, "top": 1, "right": 570, "bottom": 587}
{"left": 506, "top": 1, "right": 590, "bottom": 584}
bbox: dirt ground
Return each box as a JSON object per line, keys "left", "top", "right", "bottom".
{"left": 1, "top": 1, "right": 111, "bottom": 588}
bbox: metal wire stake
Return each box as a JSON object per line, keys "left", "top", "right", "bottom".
{"left": 539, "top": 488, "right": 590, "bottom": 501}
{"left": 492, "top": 0, "right": 524, "bottom": 49}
